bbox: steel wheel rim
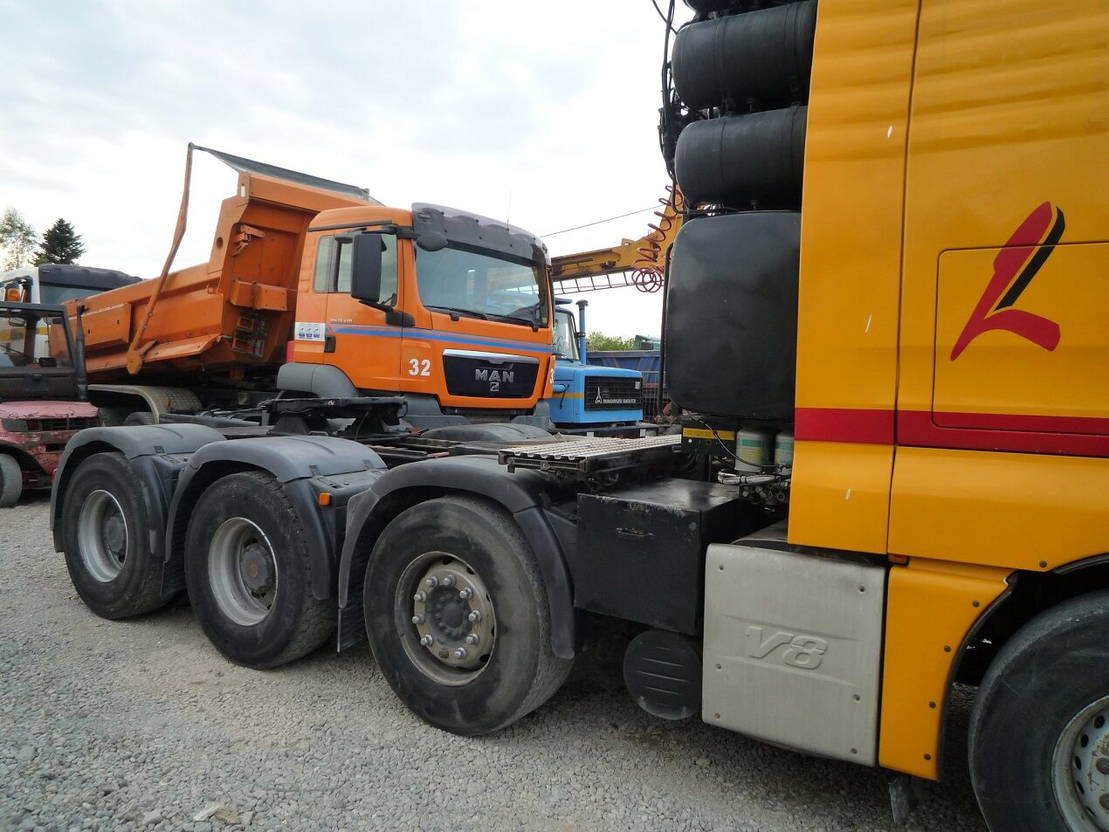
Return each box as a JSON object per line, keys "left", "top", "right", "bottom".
{"left": 1053, "top": 693, "right": 1109, "bottom": 831}
{"left": 208, "top": 517, "right": 278, "bottom": 626}
{"left": 77, "top": 489, "right": 128, "bottom": 582}
{"left": 396, "top": 551, "right": 496, "bottom": 686}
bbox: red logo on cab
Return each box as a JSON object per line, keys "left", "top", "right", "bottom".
{"left": 951, "top": 202, "right": 1065, "bottom": 360}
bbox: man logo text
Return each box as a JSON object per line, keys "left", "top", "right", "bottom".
{"left": 474, "top": 369, "right": 514, "bottom": 384}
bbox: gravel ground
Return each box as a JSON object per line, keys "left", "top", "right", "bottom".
{"left": 1, "top": 494, "right": 987, "bottom": 832}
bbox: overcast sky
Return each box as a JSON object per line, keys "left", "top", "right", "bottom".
{"left": 1, "top": 0, "right": 692, "bottom": 337}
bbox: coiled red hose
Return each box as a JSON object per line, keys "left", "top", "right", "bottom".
{"left": 631, "top": 186, "right": 684, "bottom": 293}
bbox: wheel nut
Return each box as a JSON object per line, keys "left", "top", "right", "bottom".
{"left": 464, "top": 633, "right": 479, "bottom": 645}
{"left": 467, "top": 610, "right": 481, "bottom": 623}
{"left": 458, "top": 588, "right": 473, "bottom": 600}
{"left": 1098, "top": 758, "right": 1109, "bottom": 775}
{"left": 413, "top": 591, "right": 426, "bottom": 602}
{"left": 411, "top": 614, "right": 424, "bottom": 625}
{"left": 441, "top": 575, "right": 456, "bottom": 587}
{"left": 419, "top": 634, "right": 433, "bottom": 646}
{"left": 1100, "top": 794, "right": 1109, "bottom": 811}
{"left": 452, "top": 647, "right": 467, "bottom": 660}
{"left": 424, "top": 576, "right": 438, "bottom": 588}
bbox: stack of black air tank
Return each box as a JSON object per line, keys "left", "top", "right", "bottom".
{"left": 662, "top": 0, "right": 817, "bottom": 471}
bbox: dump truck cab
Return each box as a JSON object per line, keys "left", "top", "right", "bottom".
{"left": 288, "top": 201, "right": 554, "bottom": 429}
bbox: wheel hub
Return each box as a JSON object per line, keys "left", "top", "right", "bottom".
{"left": 406, "top": 557, "right": 495, "bottom": 674}
{"left": 76, "top": 489, "right": 128, "bottom": 583}
{"left": 208, "top": 517, "right": 278, "bottom": 626}
{"left": 239, "top": 542, "right": 275, "bottom": 593}
{"left": 103, "top": 513, "right": 126, "bottom": 558}
{"left": 1054, "top": 694, "right": 1109, "bottom": 831}
{"left": 426, "top": 587, "right": 469, "bottom": 638}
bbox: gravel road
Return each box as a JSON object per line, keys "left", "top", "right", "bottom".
{"left": 1, "top": 494, "right": 988, "bottom": 832}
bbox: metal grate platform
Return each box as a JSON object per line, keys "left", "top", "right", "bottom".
{"left": 498, "top": 433, "right": 681, "bottom": 475}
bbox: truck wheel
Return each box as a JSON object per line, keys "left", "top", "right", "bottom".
{"left": 969, "top": 590, "right": 1109, "bottom": 832}
{"left": 0, "top": 454, "right": 22, "bottom": 507}
{"left": 183, "top": 471, "right": 333, "bottom": 669}
{"left": 363, "top": 495, "right": 572, "bottom": 735}
{"left": 61, "top": 452, "right": 167, "bottom": 618}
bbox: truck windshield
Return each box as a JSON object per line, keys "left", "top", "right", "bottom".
{"left": 0, "top": 309, "right": 71, "bottom": 369}
{"left": 417, "top": 246, "right": 548, "bottom": 327}
{"left": 554, "top": 309, "right": 579, "bottom": 361}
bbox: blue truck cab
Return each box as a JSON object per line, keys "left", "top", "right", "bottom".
{"left": 548, "top": 299, "right": 649, "bottom": 436}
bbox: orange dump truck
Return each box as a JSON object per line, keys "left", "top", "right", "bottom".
{"left": 72, "top": 147, "right": 555, "bottom": 430}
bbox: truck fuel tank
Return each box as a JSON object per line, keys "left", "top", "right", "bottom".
{"left": 572, "top": 479, "right": 761, "bottom": 634}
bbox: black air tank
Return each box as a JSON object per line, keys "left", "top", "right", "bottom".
{"left": 664, "top": 211, "right": 800, "bottom": 423}
{"left": 674, "top": 106, "right": 806, "bottom": 208}
{"left": 673, "top": 1, "right": 817, "bottom": 110}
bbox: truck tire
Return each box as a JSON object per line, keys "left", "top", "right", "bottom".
{"left": 363, "top": 495, "right": 572, "bottom": 735}
{"left": 183, "top": 471, "right": 333, "bottom": 669}
{"left": 969, "top": 590, "right": 1109, "bottom": 832}
{"left": 60, "top": 452, "right": 167, "bottom": 619}
{"left": 0, "top": 454, "right": 22, "bottom": 507}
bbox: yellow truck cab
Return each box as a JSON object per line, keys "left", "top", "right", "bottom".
{"left": 787, "top": 0, "right": 1108, "bottom": 788}
{"left": 662, "top": 1, "right": 1108, "bottom": 828}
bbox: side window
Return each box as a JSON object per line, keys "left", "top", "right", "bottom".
{"left": 313, "top": 233, "right": 398, "bottom": 305}
{"left": 335, "top": 241, "right": 353, "bottom": 293}
{"left": 378, "top": 237, "right": 398, "bottom": 305}
{"left": 313, "top": 236, "right": 336, "bottom": 293}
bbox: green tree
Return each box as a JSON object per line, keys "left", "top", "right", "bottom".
{"left": 0, "top": 208, "right": 37, "bottom": 270}
{"left": 587, "top": 331, "right": 637, "bottom": 351}
{"left": 35, "top": 218, "right": 85, "bottom": 265}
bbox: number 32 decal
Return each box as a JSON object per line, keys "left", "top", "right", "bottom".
{"left": 408, "top": 358, "right": 431, "bottom": 377}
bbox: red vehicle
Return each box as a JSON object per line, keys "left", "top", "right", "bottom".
{"left": 0, "top": 303, "right": 96, "bottom": 506}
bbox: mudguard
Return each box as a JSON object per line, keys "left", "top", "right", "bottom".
{"left": 164, "top": 435, "right": 386, "bottom": 600}
{"left": 50, "top": 423, "right": 226, "bottom": 556}
{"left": 275, "top": 363, "right": 358, "bottom": 398}
{"left": 337, "top": 454, "right": 576, "bottom": 659}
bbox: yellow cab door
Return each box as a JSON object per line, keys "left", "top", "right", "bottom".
{"left": 891, "top": 0, "right": 1109, "bottom": 570}
{"left": 311, "top": 231, "right": 404, "bottom": 392}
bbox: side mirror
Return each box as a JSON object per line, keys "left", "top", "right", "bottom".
{"left": 416, "top": 231, "right": 448, "bottom": 252}
{"left": 343, "top": 231, "right": 384, "bottom": 305}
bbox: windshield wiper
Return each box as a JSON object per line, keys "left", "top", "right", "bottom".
{"left": 485, "top": 313, "right": 534, "bottom": 325}
{"left": 493, "top": 301, "right": 546, "bottom": 329}
{"left": 426, "top": 305, "right": 488, "bottom": 320}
